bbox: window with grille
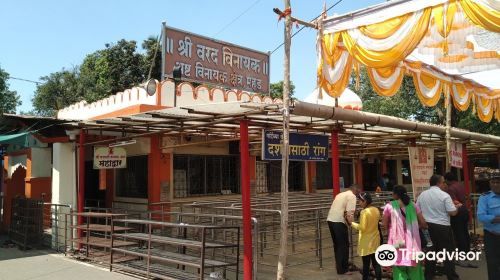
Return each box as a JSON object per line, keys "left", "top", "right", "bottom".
{"left": 173, "top": 155, "right": 240, "bottom": 198}
{"left": 115, "top": 155, "right": 148, "bottom": 199}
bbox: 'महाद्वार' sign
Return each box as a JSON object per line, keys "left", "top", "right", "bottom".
{"left": 93, "top": 147, "right": 127, "bottom": 169}
{"left": 408, "top": 147, "right": 434, "bottom": 198}
{"left": 262, "top": 130, "right": 329, "bottom": 161}
{"left": 163, "top": 26, "right": 270, "bottom": 93}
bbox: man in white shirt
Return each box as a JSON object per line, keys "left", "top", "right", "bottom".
{"left": 327, "top": 184, "right": 360, "bottom": 275}
{"left": 417, "top": 174, "right": 459, "bottom": 280}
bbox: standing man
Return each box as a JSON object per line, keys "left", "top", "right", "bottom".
{"left": 477, "top": 171, "right": 500, "bottom": 280}
{"left": 327, "top": 184, "right": 361, "bottom": 275}
{"left": 417, "top": 174, "right": 459, "bottom": 280}
{"left": 445, "top": 172, "right": 475, "bottom": 267}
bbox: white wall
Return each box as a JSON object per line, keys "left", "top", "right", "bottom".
{"left": 31, "top": 147, "right": 52, "bottom": 178}
{"left": 51, "top": 143, "right": 76, "bottom": 208}
{"left": 8, "top": 154, "right": 27, "bottom": 178}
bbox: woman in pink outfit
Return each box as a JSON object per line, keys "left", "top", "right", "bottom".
{"left": 382, "top": 185, "right": 428, "bottom": 280}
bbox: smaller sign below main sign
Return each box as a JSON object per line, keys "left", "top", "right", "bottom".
{"left": 451, "top": 141, "right": 463, "bottom": 169}
{"left": 93, "top": 147, "right": 127, "bottom": 169}
{"left": 262, "top": 130, "right": 329, "bottom": 161}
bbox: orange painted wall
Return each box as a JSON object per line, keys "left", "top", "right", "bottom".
{"left": 249, "top": 156, "right": 256, "bottom": 180}
{"left": 92, "top": 104, "right": 167, "bottom": 120}
{"left": 1, "top": 165, "right": 26, "bottom": 232}
{"left": 25, "top": 177, "right": 51, "bottom": 202}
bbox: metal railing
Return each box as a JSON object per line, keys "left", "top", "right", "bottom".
{"left": 42, "top": 203, "right": 72, "bottom": 252}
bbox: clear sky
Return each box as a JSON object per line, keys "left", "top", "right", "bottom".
{"left": 0, "top": 0, "right": 383, "bottom": 113}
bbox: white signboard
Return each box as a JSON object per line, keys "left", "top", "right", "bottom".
{"left": 408, "top": 147, "right": 434, "bottom": 199}
{"left": 451, "top": 141, "right": 463, "bottom": 169}
{"left": 93, "top": 147, "right": 127, "bottom": 169}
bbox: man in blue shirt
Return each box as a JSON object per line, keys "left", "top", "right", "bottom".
{"left": 477, "top": 171, "right": 500, "bottom": 280}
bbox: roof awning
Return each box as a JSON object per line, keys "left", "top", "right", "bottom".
{"left": 0, "top": 132, "right": 30, "bottom": 146}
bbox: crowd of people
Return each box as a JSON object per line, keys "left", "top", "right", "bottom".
{"left": 327, "top": 172, "right": 500, "bottom": 280}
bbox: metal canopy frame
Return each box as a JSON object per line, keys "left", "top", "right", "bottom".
{"left": 65, "top": 102, "right": 499, "bottom": 158}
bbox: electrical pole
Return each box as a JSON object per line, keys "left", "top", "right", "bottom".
{"left": 277, "top": 0, "right": 291, "bottom": 279}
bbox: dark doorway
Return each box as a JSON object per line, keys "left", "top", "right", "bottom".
{"left": 267, "top": 161, "right": 305, "bottom": 193}
{"left": 316, "top": 159, "right": 354, "bottom": 190}
{"left": 362, "top": 159, "right": 379, "bottom": 191}
{"left": 84, "top": 161, "right": 104, "bottom": 208}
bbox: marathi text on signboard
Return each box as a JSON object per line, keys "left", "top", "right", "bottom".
{"left": 163, "top": 26, "right": 270, "bottom": 93}
{"left": 408, "top": 147, "right": 434, "bottom": 198}
{"left": 93, "top": 147, "right": 127, "bottom": 169}
{"left": 262, "top": 131, "right": 329, "bottom": 161}
{"left": 451, "top": 141, "right": 463, "bottom": 168}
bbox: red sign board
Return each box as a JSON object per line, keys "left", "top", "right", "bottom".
{"left": 163, "top": 26, "right": 270, "bottom": 93}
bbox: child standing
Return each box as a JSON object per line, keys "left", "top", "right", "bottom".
{"left": 350, "top": 192, "right": 382, "bottom": 280}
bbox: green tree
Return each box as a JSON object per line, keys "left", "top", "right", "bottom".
{"left": 79, "top": 39, "right": 145, "bottom": 102}
{"left": 0, "top": 66, "right": 22, "bottom": 114}
{"left": 270, "top": 80, "right": 295, "bottom": 99}
{"left": 32, "top": 38, "right": 161, "bottom": 115}
{"left": 141, "top": 36, "right": 162, "bottom": 81}
{"left": 32, "top": 68, "right": 83, "bottom": 116}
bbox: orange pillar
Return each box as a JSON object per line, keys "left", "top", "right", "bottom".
{"left": 355, "top": 159, "right": 363, "bottom": 190}
{"left": 148, "top": 135, "right": 161, "bottom": 210}
{"left": 24, "top": 150, "right": 32, "bottom": 198}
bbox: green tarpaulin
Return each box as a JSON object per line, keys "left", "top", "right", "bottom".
{"left": 0, "top": 132, "right": 30, "bottom": 147}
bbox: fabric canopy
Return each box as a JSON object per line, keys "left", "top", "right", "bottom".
{"left": 0, "top": 132, "right": 30, "bottom": 147}
{"left": 318, "top": 0, "right": 500, "bottom": 123}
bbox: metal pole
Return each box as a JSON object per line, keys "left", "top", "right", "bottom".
{"left": 240, "top": 120, "right": 253, "bottom": 280}
{"left": 445, "top": 89, "right": 452, "bottom": 172}
{"left": 331, "top": 129, "right": 340, "bottom": 197}
{"left": 161, "top": 21, "right": 167, "bottom": 81}
{"left": 78, "top": 129, "right": 85, "bottom": 239}
{"left": 277, "top": 0, "right": 291, "bottom": 279}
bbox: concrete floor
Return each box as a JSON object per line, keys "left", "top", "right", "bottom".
{"left": 0, "top": 239, "right": 137, "bottom": 280}
{"left": 0, "top": 235, "right": 489, "bottom": 280}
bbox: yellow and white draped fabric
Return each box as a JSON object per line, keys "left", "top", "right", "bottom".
{"left": 340, "top": 8, "right": 432, "bottom": 68}
{"left": 460, "top": 0, "right": 500, "bottom": 32}
{"left": 450, "top": 82, "right": 472, "bottom": 111}
{"left": 366, "top": 64, "right": 405, "bottom": 97}
{"left": 317, "top": 33, "right": 353, "bottom": 98}
{"left": 317, "top": 0, "right": 500, "bottom": 123}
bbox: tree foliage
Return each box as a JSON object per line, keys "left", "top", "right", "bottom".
{"left": 33, "top": 68, "right": 83, "bottom": 116}
{"left": 350, "top": 66, "right": 499, "bottom": 136}
{"left": 270, "top": 80, "right": 295, "bottom": 100}
{"left": 0, "top": 66, "right": 22, "bottom": 115}
{"left": 32, "top": 38, "right": 161, "bottom": 116}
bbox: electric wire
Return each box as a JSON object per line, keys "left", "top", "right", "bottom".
{"left": 270, "top": 0, "right": 344, "bottom": 55}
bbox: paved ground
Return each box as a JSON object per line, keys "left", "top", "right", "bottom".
{"left": 0, "top": 235, "right": 489, "bottom": 280}
{"left": 0, "top": 237, "right": 137, "bottom": 280}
